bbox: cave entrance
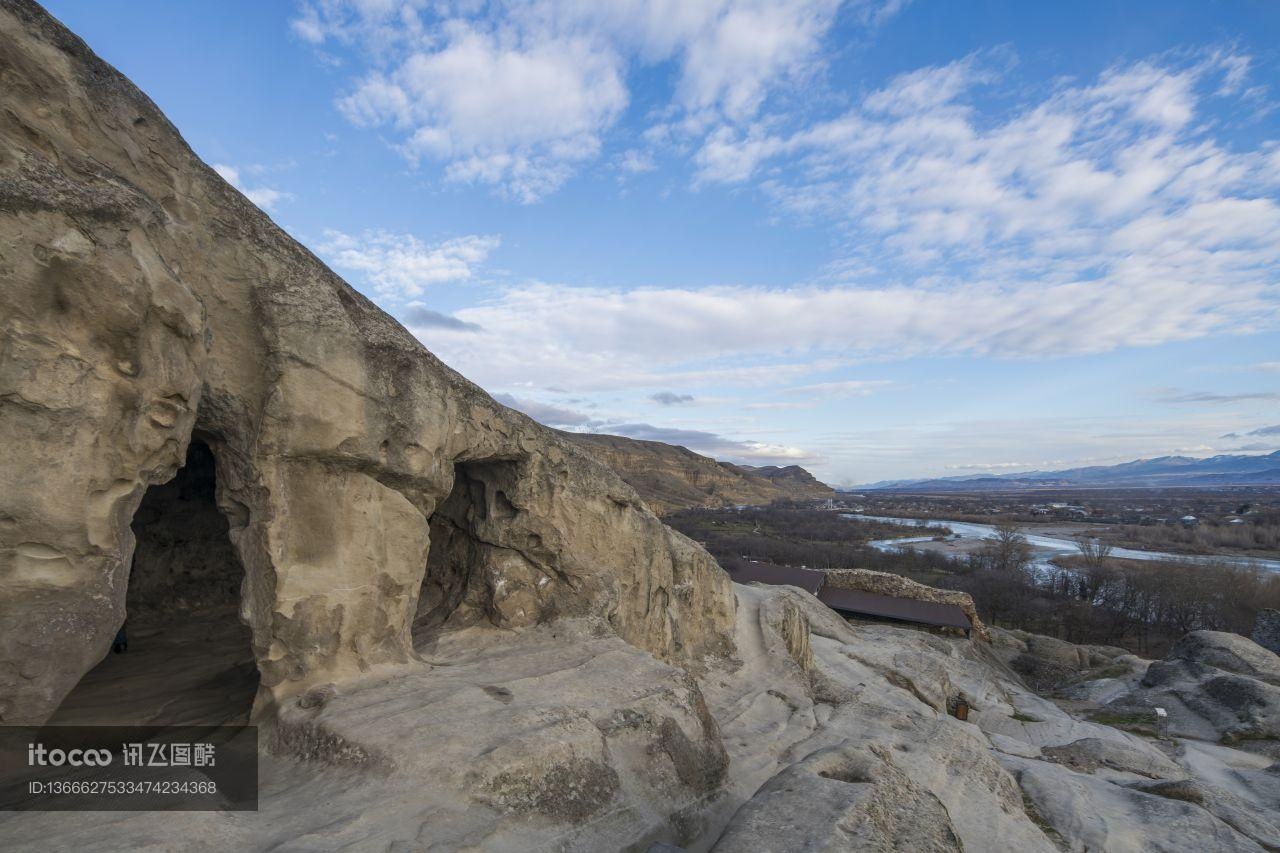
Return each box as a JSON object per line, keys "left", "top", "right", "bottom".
{"left": 51, "top": 439, "right": 259, "bottom": 725}
{"left": 413, "top": 459, "right": 521, "bottom": 646}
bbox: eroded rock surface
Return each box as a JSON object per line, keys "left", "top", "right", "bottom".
{"left": 1070, "top": 630, "right": 1280, "bottom": 745}
{"left": 711, "top": 745, "right": 963, "bottom": 852}
{"left": 0, "top": 0, "right": 734, "bottom": 725}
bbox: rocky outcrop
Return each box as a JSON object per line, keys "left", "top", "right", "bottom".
{"left": 823, "top": 568, "right": 990, "bottom": 642}
{"left": 0, "top": 0, "right": 735, "bottom": 726}
{"left": 711, "top": 745, "right": 964, "bottom": 852}
{"left": 1165, "top": 630, "right": 1280, "bottom": 687}
{"left": 989, "top": 627, "right": 1130, "bottom": 691}
{"left": 1007, "top": 756, "right": 1267, "bottom": 853}
{"left": 565, "top": 432, "right": 833, "bottom": 515}
{"left": 731, "top": 464, "right": 834, "bottom": 499}
{"left": 6, "top": 574, "right": 1280, "bottom": 850}
{"left": 1118, "top": 631, "right": 1280, "bottom": 743}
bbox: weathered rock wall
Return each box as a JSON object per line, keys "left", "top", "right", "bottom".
{"left": 0, "top": 0, "right": 735, "bottom": 725}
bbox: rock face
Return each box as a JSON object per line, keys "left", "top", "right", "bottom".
{"left": 565, "top": 432, "right": 834, "bottom": 515}
{"left": 710, "top": 745, "right": 965, "bottom": 852}
{"left": 1123, "top": 631, "right": 1280, "bottom": 743}
{"left": 990, "top": 627, "right": 1129, "bottom": 692}
{"left": 735, "top": 463, "right": 834, "bottom": 496}
{"left": 0, "top": 0, "right": 735, "bottom": 726}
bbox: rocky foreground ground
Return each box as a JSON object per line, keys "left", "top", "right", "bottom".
{"left": 4, "top": 582, "right": 1280, "bottom": 851}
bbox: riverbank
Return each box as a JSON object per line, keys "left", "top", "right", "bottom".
{"left": 900, "top": 522, "right": 1104, "bottom": 559}
{"left": 853, "top": 514, "right": 1280, "bottom": 574}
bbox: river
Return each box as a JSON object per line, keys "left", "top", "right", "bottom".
{"left": 849, "top": 514, "right": 1280, "bottom": 575}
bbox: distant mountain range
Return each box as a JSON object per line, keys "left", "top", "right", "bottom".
{"left": 855, "top": 451, "right": 1280, "bottom": 491}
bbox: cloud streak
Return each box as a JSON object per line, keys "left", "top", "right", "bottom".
{"left": 598, "top": 423, "right": 816, "bottom": 464}
{"left": 401, "top": 304, "right": 483, "bottom": 332}
{"left": 316, "top": 230, "right": 499, "bottom": 299}
{"left": 489, "top": 394, "right": 817, "bottom": 465}
{"left": 1161, "top": 390, "right": 1280, "bottom": 404}
{"left": 212, "top": 163, "right": 290, "bottom": 211}
{"left": 491, "top": 392, "right": 600, "bottom": 428}
{"left": 415, "top": 275, "right": 1275, "bottom": 393}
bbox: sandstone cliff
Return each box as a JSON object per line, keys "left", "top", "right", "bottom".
{"left": 0, "top": 0, "right": 734, "bottom": 727}
{"left": 565, "top": 432, "right": 834, "bottom": 515}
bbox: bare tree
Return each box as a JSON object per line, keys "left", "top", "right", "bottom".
{"left": 981, "top": 523, "right": 1033, "bottom": 573}
{"left": 1074, "top": 536, "right": 1114, "bottom": 601}
{"left": 1076, "top": 536, "right": 1113, "bottom": 570}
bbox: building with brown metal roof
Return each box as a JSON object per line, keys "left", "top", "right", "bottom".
{"left": 729, "top": 561, "right": 973, "bottom": 637}
{"left": 727, "top": 562, "right": 825, "bottom": 596}
{"left": 817, "top": 585, "right": 972, "bottom": 634}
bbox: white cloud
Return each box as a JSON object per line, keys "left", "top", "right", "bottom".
{"left": 212, "top": 163, "right": 291, "bottom": 211}
{"left": 491, "top": 392, "right": 600, "bottom": 428}
{"left": 669, "top": 0, "right": 842, "bottom": 121}
{"left": 744, "top": 401, "right": 814, "bottom": 410}
{"left": 858, "top": 0, "right": 912, "bottom": 27}
{"left": 591, "top": 423, "right": 816, "bottom": 465}
{"left": 293, "top": 0, "right": 881, "bottom": 200}
{"left": 677, "top": 53, "right": 1280, "bottom": 362}
{"left": 694, "top": 125, "right": 787, "bottom": 184}
{"left": 696, "top": 54, "right": 1280, "bottom": 285}
{"left": 487, "top": 393, "right": 818, "bottom": 465}
{"left": 943, "top": 462, "right": 1030, "bottom": 471}
{"left": 339, "top": 28, "right": 628, "bottom": 202}
{"left": 1158, "top": 390, "right": 1280, "bottom": 404}
{"left": 784, "top": 379, "right": 889, "bottom": 397}
{"left": 617, "top": 148, "right": 657, "bottom": 174}
{"left": 316, "top": 229, "right": 499, "bottom": 298}
{"left": 416, "top": 267, "right": 1276, "bottom": 392}
{"left": 369, "top": 50, "right": 1278, "bottom": 396}
{"left": 861, "top": 55, "right": 994, "bottom": 116}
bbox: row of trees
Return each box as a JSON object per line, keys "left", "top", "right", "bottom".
{"left": 1109, "top": 510, "right": 1280, "bottom": 555}
{"left": 948, "top": 525, "right": 1280, "bottom": 655}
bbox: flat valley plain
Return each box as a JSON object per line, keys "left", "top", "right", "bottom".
{"left": 853, "top": 486, "right": 1280, "bottom": 559}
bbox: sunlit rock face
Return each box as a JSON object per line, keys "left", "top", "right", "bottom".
{"left": 0, "top": 0, "right": 735, "bottom": 725}
{"left": 566, "top": 432, "right": 835, "bottom": 515}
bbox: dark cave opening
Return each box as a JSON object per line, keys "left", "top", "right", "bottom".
{"left": 413, "top": 459, "right": 521, "bottom": 645}
{"left": 51, "top": 439, "right": 260, "bottom": 725}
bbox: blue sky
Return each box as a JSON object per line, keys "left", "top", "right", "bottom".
{"left": 44, "top": 0, "right": 1280, "bottom": 485}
